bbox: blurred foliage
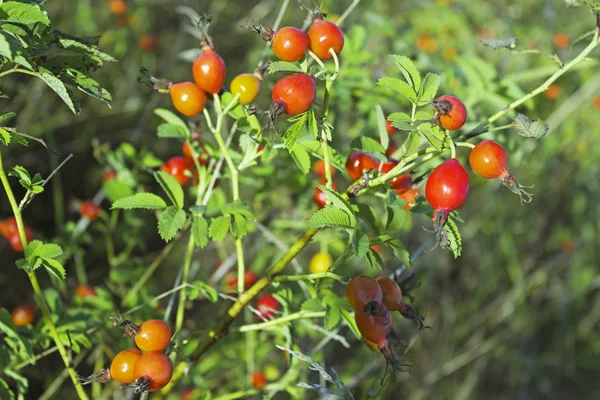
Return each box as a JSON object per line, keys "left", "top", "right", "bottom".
{"left": 1, "top": 0, "right": 599, "bottom": 399}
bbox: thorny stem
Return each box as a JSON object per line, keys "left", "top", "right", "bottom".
{"left": 274, "top": 271, "right": 346, "bottom": 283}
{"left": 0, "top": 150, "right": 89, "bottom": 400}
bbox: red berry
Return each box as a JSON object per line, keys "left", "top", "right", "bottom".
{"left": 0, "top": 217, "right": 18, "bottom": 238}
{"left": 80, "top": 200, "right": 101, "bottom": 221}
{"left": 170, "top": 82, "right": 207, "bottom": 117}
{"left": 398, "top": 188, "right": 419, "bottom": 210}
{"left": 433, "top": 95, "right": 467, "bottom": 131}
{"left": 425, "top": 158, "right": 469, "bottom": 246}
{"left": 108, "top": 0, "right": 127, "bottom": 15}
{"left": 182, "top": 138, "right": 210, "bottom": 166}
{"left": 8, "top": 225, "right": 34, "bottom": 251}
{"left": 110, "top": 348, "right": 142, "bottom": 384}
{"left": 160, "top": 157, "right": 192, "bottom": 185}
{"left": 313, "top": 159, "right": 335, "bottom": 178}
{"left": 256, "top": 294, "right": 280, "bottom": 321}
{"left": 138, "top": 34, "right": 159, "bottom": 53}
{"left": 11, "top": 304, "right": 35, "bottom": 326}
{"left": 227, "top": 270, "right": 258, "bottom": 289}
{"left": 378, "top": 159, "right": 412, "bottom": 192}
{"left": 270, "top": 74, "right": 316, "bottom": 119}
{"left": 307, "top": 17, "right": 344, "bottom": 60}
{"left": 345, "top": 152, "right": 377, "bottom": 181}
{"left": 272, "top": 26, "right": 309, "bottom": 62}
{"left": 345, "top": 276, "right": 384, "bottom": 315}
{"left": 76, "top": 284, "right": 97, "bottom": 299}
{"left": 354, "top": 303, "right": 392, "bottom": 345}
{"left": 134, "top": 320, "right": 172, "bottom": 352}
{"left": 252, "top": 371, "right": 268, "bottom": 389}
{"left": 386, "top": 118, "right": 397, "bottom": 135}
{"left": 469, "top": 140, "right": 533, "bottom": 203}
{"left": 230, "top": 73, "right": 261, "bottom": 105}
{"left": 132, "top": 351, "right": 173, "bottom": 392}
{"left": 385, "top": 138, "right": 398, "bottom": 158}
{"left": 375, "top": 277, "right": 404, "bottom": 312}
{"left": 9, "top": 234, "right": 24, "bottom": 252}
{"left": 103, "top": 169, "right": 118, "bottom": 181}
{"left": 192, "top": 48, "right": 226, "bottom": 94}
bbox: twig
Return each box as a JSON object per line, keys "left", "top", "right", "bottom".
{"left": 20, "top": 153, "right": 73, "bottom": 211}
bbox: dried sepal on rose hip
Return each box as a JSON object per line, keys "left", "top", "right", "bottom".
{"left": 376, "top": 276, "right": 426, "bottom": 330}
{"left": 110, "top": 315, "right": 172, "bottom": 352}
{"left": 469, "top": 140, "right": 533, "bottom": 203}
{"left": 129, "top": 351, "right": 173, "bottom": 393}
{"left": 345, "top": 275, "right": 387, "bottom": 317}
{"left": 431, "top": 95, "right": 467, "bottom": 131}
{"left": 425, "top": 158, "right": 469, "bottom": 249}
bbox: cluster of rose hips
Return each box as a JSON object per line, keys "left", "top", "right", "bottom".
{"left": 345, "top": 275, "right": 423, "bottom": 371}
{"left": 78, "top": 318, "right": 173, "bottom": 394}
{"left": 0, "top": 217, "right": 33, "bottom": 252}
{"left": 159, "top": 134, "right": 212, "bottom": 186}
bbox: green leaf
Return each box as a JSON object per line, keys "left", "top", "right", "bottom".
{"left": 229, "top": 213, "right": 253, "bottom": 239}
{"left": 388, "top": 112, "right": 414, "bottom": 131}
{"left": 341, "top": 309, "right": 361, "bottom": 339}
{"left": 290, "top": 143, "right": 311, "bottom": 175}
{"left": 307, "top": 110, "right": 319, "bottom": 139}
{"left": 157, "top": 206, "right": 186, "bottom": 242}
{"left": 188, "top": 280, "right": 219, "bottom": 303}
{"left": 444, "top": 217, "right": 463, "bottom": 258}
{"left": 0, "top": 112, "right": 14, "bottom": 124}
{"left": 154, "top": 171, "right": 184, "bottom": 209}
{"left": 417, "top": 123, "right": 446, "bottom": 152}
{"left": 36, "top": 68, "right": 80, "bottom": 114}
{"left": 319, "top": 186, "right": 357, "bottom": 226}
{"left": 386, "top": 206, "right": 410, "bottom": 232}
{"left": 324, "top": 304, "right": 341, "bottom": 330}
{"left": 400, "top": 131, "right": 421, "bottom": 158}
{"left": 390, "top": 244, "right": 411, "bottom": 267}
{"left": 191, "top": 216, "right": 209, "bottom": 248}
{"left": 154, "top": 108, "right": 190, "bottom": 133}
{"left": 102, "top": 180, "right": 134, "bottom": 203}
{"left": 112, "top": 193, "right": 167, "bottom": 210}
{"left": 0, "top": 128, "right": 10, "bottom": 146}
{"left": 8, "top": 165, "right": 31, "bottom": 185}
{"left": 376, "top": 105, "right": 389, "bottom": 151}
{"left": 350, "top": 230, "right": 370, "bottom": 259}
{"left": 0, "top": 32, "right": 12, "bottom": 61}
{"left": 282, "top": 112, "right": 309, "bottom": 150}
{"left": 377, "top": 77, "right": 417, "bottom": 103}
{"left": 43, "top": 259, "right": 66, "bottom": 280}
{"left": 209, "top": 216, "right": 229, "bottom": 241}
{"left": 64, "top": 69, "right": 112, "bottom": 106}
{"left": 157, "top": 123, "right": 189, "bottom": 139}
{"left": 308, "top": 206, "right": 355, "bottom": 229}
{"left": 355, "top": 204, "right": 381, "bottom": 236}
{"left": 350, "top": 136, "right": 386, "bottom": 155}
{"left": 390, "top": 55, "right": 421, "bottom": 91}
{"left": 27, "top": 242, "right": 62, "bottom": 262}
{"left": 417, "top": 73, "right": 441, "bottom": 106}
{"left": 301, "top": 298, "right": 325, "bottom": 312}
{"left": 267, "top": 61, "right": 305, "bottom": 74}
{"left": 365, "top": 248, "right": 384, "bottom": 270}
{"left": 512, "top": 114, "right": 549, "bottom": 139}
{"left": 0, "top": 2, "right": 50, "bottom": 26}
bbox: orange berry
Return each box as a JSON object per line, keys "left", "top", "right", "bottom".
{"left": 76, "top": 284, "right": 97, "bottom": 299}
{"left": 11, "top": 304, "right": 35, "bottom": 326}
{"left": 544, "top": 84, "right": 561, "bottom": 100}
{"left": 108, "top": 0, "right": 127, "bottom": 15}
{"left": 552, "top": 33, "right": 570, "bottom": 49}
{"left": 110, "top": 348, "right": 142, "bottom": 384}
{"left": 252, "top": 371, "right": 267, "bottom": 389}
{"left": 416, "top": 36, "right": 438, "bottom": 52}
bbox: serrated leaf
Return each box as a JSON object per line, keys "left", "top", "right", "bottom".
{"left": 301, "top": 298, "right": 324, "bottom": 312}
{"left": 64, "top": 69, "right": 111, "bottom": 106}
{"left": 267, "top": 61, "right": 305, "bottom": 74}
{"left": 27, "top": 243, "right": 62, "bottom": 262}
{"left": 0, "top": 112, "right": 16, "bottom": 124}
{"left": 191, "top": 216, "right": 209, "bottom": 248}
{"left": 377, "top": 77, "right": 417, "bottom": 103}
{"left": 189, "top": 280, "right": 219, "bottom": 303}
{"left": 209, "top": 216, "right": 229, "bottom": 241}
{"left": 318, "top": 186, "right": 356, "bottom": 223}
{"left": 103, "top": 180, "right": 134, "bottom": 203}
{"left": 283, "top": 112, "right": 309, "bottom": 150}
{"left": 417, "top": 73, "right": 441, "bottom": 106}
{"left": 375, "top": 105, "right": 389, "bottom": 150}
{"left": 355, "top": 204, "right": 381, "bottom": 236}
{"left": 0, "top": 32, "right": 12, "bottom": 61}
{"left": 291, "top": 143, "right": 311, "bottom": 175}
{"left": 390, "top": 55, "right": 421, "bottom": 91}
{"left": 444, "top": 217, "right": 463, "bottom": 258}
{"left": 480, "top": 37, "right": 518, "bottom": 50}
{"left": 388, "top": 112, "right": 414, "bottom": 131}
{"left": 0, "top": 128, "right": 10, "bottom": 146}
{"left": 0, "top": 2, "right": 50, "bottom": 26}
{"left": 157, "top": 206, "right": 186, "bottom": 242}
{"left": 350, "top": 230, "right": 370, "bottom": 259}
{"left": 8, "top": 165, "right": 31, "bottom": 184}
{"left": 154, "top": 108, "right": 190, "bottom": 133}
{"left": 341, "top": 309, "right": 361, "bottom": 339}
{"left": 365, "top": 248, "right": 384, "bottom": 270}
{"left": 307, "top": 110, "right": 319, "bottom": 139}
{"left": 36, "top": 68, "right": 80, "bottom": 114}
{"left": 307, "top": 206, "right": 355, "bottom": 229}
{"left": 230, "top": 213, "right": 253, "bottom": 239}
{"left": 324, "top": 304, "right": 341, "bottom": 330}
{"left": 417, "top": 123, "right": 446, "bottom": 152}
{"left": 512, "top": 114, "right": 549, "bottom": 138}
{"left": 385, "top": 207, "right": 410, "bottom": 232}
{"left": 350, "top": 136, "right": 386, "bottom": 155}
{"left": 43, "top": 259, "right": 66, "bottom": 280}
{"left": 154, "top": 171, "right": 184, "bottom": 209}
{"left": 400, "top": 131, "right": 421, "bottom": 158}
{"left": 157, "top": 123, "right": 188, "bottom": 139}
{"left": 112, "top": 193, "right": 167, "bottom": 210}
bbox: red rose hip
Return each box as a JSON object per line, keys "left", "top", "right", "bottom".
{"left": 270, "top": 74, "right": 316, "bottom": 120}
{"left": 432, "top": 95, "right": 467, "bottom": 131}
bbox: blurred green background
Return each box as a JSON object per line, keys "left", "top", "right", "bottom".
{"left": 1, "top": 0, "right": 599, "bottom": 399}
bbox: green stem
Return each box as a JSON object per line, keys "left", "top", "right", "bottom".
{"left": 213, "top": 389, "right": 260, "bottom": 400}
{"left": 307, "top": 50, "right": 327, "bottom": 70}
{"left": 0, "top": 150, "right": 89, "bottom": 399}
{"left": 0, "top": 67, "right": 38, "bottom": 78}
{"left": 456, "top": 142, "right": 475, "bottom": 149}
{"left": 238, "top": 311, "right": 326, "bottom": 332}
{"left": 274, "top": 271, "right": 346, "bottom": 283}
{"left": 447, "top": 129, "right": 456, "bottom": 159}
